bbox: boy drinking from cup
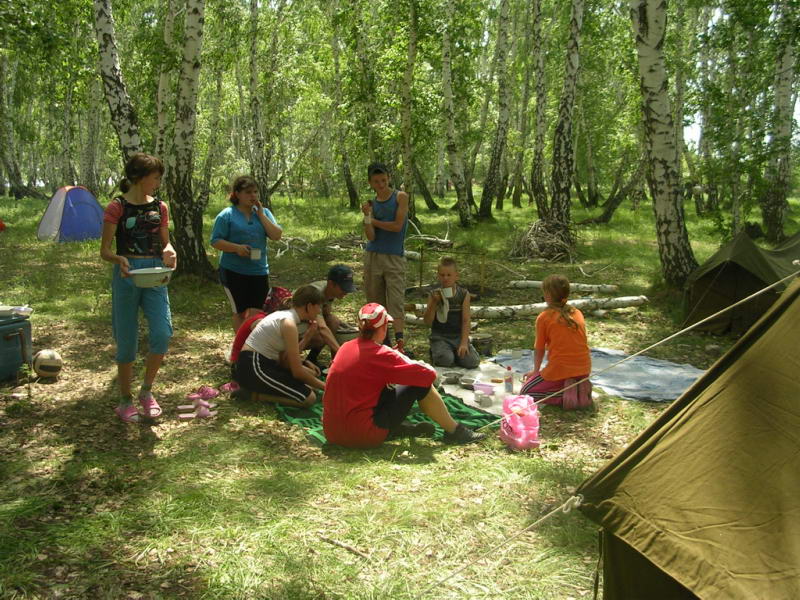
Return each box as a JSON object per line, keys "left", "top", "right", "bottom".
{"left": 422, "top": 256, "right": 480, "bottom": 368}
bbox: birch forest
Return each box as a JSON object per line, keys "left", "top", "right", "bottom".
{"left": 1, "top": 0, "right": 797, "bottom": 286}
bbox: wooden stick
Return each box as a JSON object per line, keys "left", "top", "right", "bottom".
{"left": 509, "top": 280, "right": 619, "bottom": 293}
{"left": 405, "top": 295, "right": 648, "bottom": 319}
{"left": 318, "top": 534, "right": 371, "bottom": 561}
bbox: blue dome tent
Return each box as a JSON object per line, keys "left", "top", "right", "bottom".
{"left": 37, "top": 186, "right": 104, "bottom": 242}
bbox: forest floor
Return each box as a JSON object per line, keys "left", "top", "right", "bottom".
{"left": 1, "top": 191, "right": 792, "bottom": 599}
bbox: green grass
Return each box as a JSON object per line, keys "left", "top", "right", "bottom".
{"left": 0, "top": 191, "right": 790, "bottom": 598}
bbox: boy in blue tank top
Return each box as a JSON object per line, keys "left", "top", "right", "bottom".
{"left": 361, "top": 163, "right": 410, "bottom": 353}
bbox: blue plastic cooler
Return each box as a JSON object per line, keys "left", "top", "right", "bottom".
{"left": 0, "top": 314, "right": 32, "bottom": 380}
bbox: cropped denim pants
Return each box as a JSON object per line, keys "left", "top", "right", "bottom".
{"left": 111, "top": 257, "right": 173, "bottom": 363}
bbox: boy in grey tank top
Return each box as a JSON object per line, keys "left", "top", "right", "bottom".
{"left": 361, "top": 163, "right": 411, "bottom": 354}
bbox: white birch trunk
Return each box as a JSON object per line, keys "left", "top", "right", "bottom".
{"left": 249, "top": 0, "right": 270, "bottom": 206}
{"left": 406, "top": 295, "right": 648, "bottom": 319}
{"left": 509, "top": 281, "right": 619, "bottom": 293}
{"left": 442, "top": 0, "right": 471, "bottom": 227}
{"left": 478, "top": 0, "right": 511, "bottom": 218}
{"left": 93, "top": 0, "right": 141, "bottom": 161}
{"left": 548, "top": 0, "right": 584, "bottom": 237}
{"left": 329, "top": 1, "right": 360, "bottom": 209}
{"left": 530, "top": 0, "right": 548, "bottom": 218}
{"left": 761, "top": 1, "right": 797, "bottom": 243}
{"left": 630, "top": 0, "right": 697, "bottom": 287}
{"left": 166, "top": 0, "right": 212, "bottom": 277}
{"left": 400, "top": 0, "right": 418, "bottom": 222}
{"left": 79, "top": 76, "right": 103, "bottom": 195}
{"left": 155, "top": 0, "right": 178, "bottom": 160}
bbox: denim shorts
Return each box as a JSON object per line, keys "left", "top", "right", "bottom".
{"left": 112, "top": 257, "right": 173, "bottom": 363}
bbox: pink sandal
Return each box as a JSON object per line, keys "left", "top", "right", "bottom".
{"left": 177, "top": 398, "right": 218, "bottom": 411}
{"left": 178, "top": 405, "right": 218, "bottom": 420}
{"left": 139, "top": 392, "right": 163, "bottom": 418}
{"left": 115, "top": 404, "right": 141, "bottom": 423}
{"left": 185, "top": 385, "right": 220, "bottom": 401}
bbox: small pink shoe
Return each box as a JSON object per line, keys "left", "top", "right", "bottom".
{"left": 220, "top": 381, "right": 240, "bottom": 393}
{"left": 138, "top": 392, "right": 162, "bottom": 418}
{"left": 177, "top": 398, "right": 218, "bottom": 411}
{"left": 115, "top": 404, "right": 140, "bottom": 423}
{"left": 185, "top": 385, "right": 220, "bottom": 401}
{"left": 178, "top": 405, "right": 218, "bottom": 420}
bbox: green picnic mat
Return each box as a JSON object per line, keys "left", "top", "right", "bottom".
{"left": 274, "top": 393, "right": 497, "bottom": 446}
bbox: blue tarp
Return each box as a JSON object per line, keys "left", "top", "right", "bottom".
{"left": 493, "top": 348, "right": 705, "bottom": 402}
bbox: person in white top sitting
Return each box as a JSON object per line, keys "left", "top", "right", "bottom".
{"left": 235, "top": 285, "right": 326, "bottom": 407}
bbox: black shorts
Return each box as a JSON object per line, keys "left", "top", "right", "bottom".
{"left": 236, "top": 351, "right": 310, "bottom": 403}
{"left": 220, "top": 267, "right": 269, "bottom": 315}
{"left": 372, "top": 385, "right": 431, "bottom": 430}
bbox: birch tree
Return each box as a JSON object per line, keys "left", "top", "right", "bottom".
{"left": 329, "top": 0, "right": 359, "bottom": 208}
{"left": 154, "top": 0, "right": 179, "bottom": 160}
{"left": 478, "top": 0, "right": 511, "bottom": 219}
{"left": 509, "top": 0, "right": 535, "bottom": 210}
{"left": 630, "top": 0, "right": 697, "bottom": 287}
{"left": 529, "top": 0, "right": 548, "bottom": 218}
{"left": 400, "top": 0, "right": 419, "bottom": 223}
{"left": 166, "top": 0, "right": 213, "bottom": 277}
{"left": 547, "top": 0, "right": 584, "bottom": 244}
{"left": 441, "top": 0, "right": 471, "bottom": 226}
{"left": 92, "top": 0, "right": 141, "bottom": 161}
{"left": 760, "top": 0, "right": 797, "bottom": 243}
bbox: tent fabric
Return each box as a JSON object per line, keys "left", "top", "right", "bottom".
{"left": 37, "top": 186, "right": 104, "bottom": 242}
{"left": 578, "top": 278, "right": 800, "bottom": 599}
{"left": 684, "top": 231, "right": 800, "bottom": 333}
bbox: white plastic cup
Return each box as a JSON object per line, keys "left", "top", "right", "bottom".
{"left": 250, "top": 248, "right": 262, "bottom": 260}
{"left": 363, "top": 215, "right": 372, "bottom": 225}
{"left": 441, "top": 286, "right": 454, "bottom": 299}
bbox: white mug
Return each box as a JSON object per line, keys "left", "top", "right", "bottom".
{"left": 250, "top": 248, "right": 262, "bottom": 260}
{"left": 441, "top": 286, "right": 454, "bottom": 299}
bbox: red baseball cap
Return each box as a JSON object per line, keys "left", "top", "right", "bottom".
{"left": 358, "top": 302, "right": 393, "bottom": 329}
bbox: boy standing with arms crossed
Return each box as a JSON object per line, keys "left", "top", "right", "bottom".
{"left": 361, "top": 163, "right": 410, "bottom": 353}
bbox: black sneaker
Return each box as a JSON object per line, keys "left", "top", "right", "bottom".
{"left": 442, "top": 424, "right": 486, "bottom": 445}
{"left": 387, "top": 421, "right": 437, "bottom": 440}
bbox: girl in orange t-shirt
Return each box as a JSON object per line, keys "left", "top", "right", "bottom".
{"left": 520, "top": 274, "right": 591, "bottom": 407}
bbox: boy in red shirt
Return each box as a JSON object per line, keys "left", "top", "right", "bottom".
{"left": 322, "top": 303, "right": 485, "bottom": 448}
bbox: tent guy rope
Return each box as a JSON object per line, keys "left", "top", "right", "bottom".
{"left": 418, "top": 495, "right": 584, "bottom": 597}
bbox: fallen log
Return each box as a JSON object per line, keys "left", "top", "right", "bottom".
{"left": 509, "top": 280, "right": 619, "bottom": 293}
{"left": 405, "top": 295, "right": 648, "bottom": 319}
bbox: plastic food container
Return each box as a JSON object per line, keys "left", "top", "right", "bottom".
{"left": 442, "top": 371, "right": 462, "bottom": 384}
{"left": 128, "top": 267, "right": 174, "bottom": 288}
{"left": 460, "top": 377, "right": 476, "bottom": 389}
{"left": 473, "top": 382, "right": 496, "bottom": 396}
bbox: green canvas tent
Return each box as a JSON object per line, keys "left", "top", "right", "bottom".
{"left": 577, "top": 278, "right": 800, "bottom": 599}
{"left": 683, "top": 230, "right": 800, "bottom": 333}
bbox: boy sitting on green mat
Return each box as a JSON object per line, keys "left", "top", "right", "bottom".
{"left": 322, "top": 302, "right": 485, "bottom": 448}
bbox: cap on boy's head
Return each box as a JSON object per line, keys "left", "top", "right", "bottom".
{"left": 328, "top": 264, "right": 356, "bottom": 293}
{"left": 358, "top": 302, "right": 393, "bottom": 330}
{"left": 367, "top": 162, "right": 388, "bottom": 178}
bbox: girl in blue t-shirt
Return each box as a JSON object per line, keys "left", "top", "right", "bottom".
{"left": 210, "top": 176, "right": 282, "bottom": 331}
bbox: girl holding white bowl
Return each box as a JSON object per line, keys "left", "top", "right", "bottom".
{"left": 100, "top": 152, "right": 176, "bottom": 423}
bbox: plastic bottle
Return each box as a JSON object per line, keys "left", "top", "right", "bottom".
{"left": 504, "top": 366, "right": 514, "bottom": 393}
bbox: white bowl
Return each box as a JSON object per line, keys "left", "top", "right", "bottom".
{"left": 128, "top": 267, "right": 174, "bottom": 288}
